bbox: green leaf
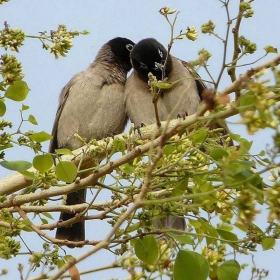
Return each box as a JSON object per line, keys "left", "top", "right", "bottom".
{"left": 210, "top": 149, "right": 229, "bottom": 160}
{"left": 22, "top": 104, "right": 29, "bottom": 111}
{"left": 120, "top": 163, "right": 135, "bottom": 174}
{"left": 113, "top": 138, "right": 126, "bottom": 153}
{"left": 264, "top": 45, "right": 278, "bottom": 53}
{"left": 28, "top": 114, "right": 38, "bottom": 125}
{"left": 33, "top": 154, "right": 53, "bottom": 173}
{"left": 173, "top": 178, "right": 189, "bottom": 196}
{"left": 40, "top": 218, "right": 48, "bottom": 224}
{"left": 174, "top": 250, "right": 209, "bottom": 280}
{"left": 189, "top": 219, "right": 201, "bottom": 228}
{"left": 57, "top": 259, "right": 66, "bottom": 269}
{"left": 239, "top": 91, "right": 255, "bottom": 110}
{"left": 21, "top": 219, "right": 33, "bottom": 232}
{"left": 29, "top": 131, "right": 53, "bottom": 143}
{"left": 55, "top": 148, "right": 74, "bottom": 155}
{"left": 171, "top": 234, "right": 195, "bottom": 245}
{"left": 42, "top": 212, "right": 54, "bottom": 220}
{"left": 5, "top": 81, "right": 30, "bottom": 101}
{"left": 55, "top": 161, "right": 77, "bottom": 183}
{"left": 0, "top": 143, "right": 13, "bottom": 151}
{"left": 0, "top": 82, "right": 5, "bottom": 91}
{"left": 217, "top": 229, "right": 238, "bottom": 241}
{"left": 163, "top": 144, "right": 176, "bottom": 156}
{"left": 18, "top": 170, "right": 36, "bottom": 179}
{"left": 261, "top": 237, "right": 276, "bottom": 251}
{"left": 154, "top": 81, "right": 173, "bottom": 89}
{"left": 134, "top": 235, "right": 159, "bottom": 265}
{"left": 218, "top": 224, "right": 234, "bottom": 232}
{"left": 0, "top": 100, "right": 6, "bottom": 117}
{"left": 217, "top": 260, "right": 241, "bottom": 280}
{"left": 0, "top": 160, "right": 32, "bottom": 171}
{"left": 126, "top": 222, "right": 140, "bottom": 233}
{"left": 191, "top": 130, "right": 208, "bottom": 144}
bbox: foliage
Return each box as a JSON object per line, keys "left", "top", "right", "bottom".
{"left": 0, "top": 1, "right": 280, "bottom": 279}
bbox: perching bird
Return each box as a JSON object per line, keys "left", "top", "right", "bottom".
{"left": 125, "top": 38, "right": 206, "bottom": 231}
{"left": 49, "top": 37, "right": 135, "bottom": 246}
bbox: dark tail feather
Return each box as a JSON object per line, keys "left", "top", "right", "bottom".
{"left": 154, "top": 216, "right": 186, "bottom": 231}
{"left": 56, "top": 189, "right": 86, "bottom": 247}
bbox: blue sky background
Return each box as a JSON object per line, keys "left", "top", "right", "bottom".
{"left": 1, "top": 0, "right": 280, "bottom": 279}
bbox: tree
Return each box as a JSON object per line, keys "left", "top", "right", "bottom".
{"left": 0, "top": 1, "right": 279, "bottom": 279}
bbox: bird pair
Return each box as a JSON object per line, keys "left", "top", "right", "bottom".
{"left": 49, "top": 37, "right": 210, "bottom": 246}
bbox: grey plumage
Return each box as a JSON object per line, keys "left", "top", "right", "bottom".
{"left": 125, "top": 38, "right": 204, "bottom": 232}
{"left": 125, "top": 56, "right": 201, "bottom": 127}
{"left": 49, "top": 37, "right": 135, "bottom": 246}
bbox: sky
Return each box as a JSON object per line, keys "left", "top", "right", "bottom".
{"left": 0, "top": 0, "right": 280, "bottom": 279}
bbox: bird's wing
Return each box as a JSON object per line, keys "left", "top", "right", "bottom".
{"left": 177, "top": 58, "right": 207, "bottom": 100}
{"left": 48, "top": 76, "right": 77, "bottom": 153}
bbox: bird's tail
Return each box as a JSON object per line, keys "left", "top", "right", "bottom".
{"left": 56, "top": 189, "right": 86, "bottom": 248}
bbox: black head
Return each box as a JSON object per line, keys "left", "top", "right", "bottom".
{"left": 107, "top": 37, "right": 135, "bottom": 71}
{"left": 130, "top": 38, "right": 172, "bottom": 81}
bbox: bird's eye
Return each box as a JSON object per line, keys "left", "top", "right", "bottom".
{"left": 126, "top": 44, "right": 134, "bottom": 51}
{"left": 140, "top": 62, "right": 148, "bottom": 70}
{"left": 158, "top": 49, "right": 164, "bottom": 58}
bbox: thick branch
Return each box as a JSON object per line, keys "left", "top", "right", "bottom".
{"left": 1, "top": 53, "right": 279, "bottom": 198}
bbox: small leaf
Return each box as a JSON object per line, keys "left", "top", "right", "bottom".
{"left": 0, "top": 143, "right": 13, "bottom": 151}
{"left": 0, "top": 82, "right": 5, "bottom": 91}
{"left": 19, "top": 170, "right": 36, "bottom": 179}
{"left": 191, "top": 130, "right": 208, "bottom": 144}
{"left": 56, "top": 161, "right": 77, "bottom": 183}
{"left": 42, "top": 212, "right": 54, "bottom": 220}
{"left": 120, "top": 163, "right": 135, "bottom": 174}
{"left": 217, "top": 260, "right": 241, "bottom": 280}
{"left": 113, "top": 138, "right": 126, "bottom": 153}
{"left": 57, "top": 259, "right": 66, "bottom": 269}
{"left": 163, "top": 144, "right": 176, "bottom": 156}
{"left": 40, "top": 218, "right": 48, "bottom": 224}
{"left": 134, "top": 235, "right": 159, "bottom": 265}
{"left": 55, "top": 148, "right": 74, "bottom": 155}
{"left": 174, "top": 250, "right": 209, "bottom": 280}
{"left": 0, "top": 100, "right": 6, "bottom": 117}
{"left": 189, "top": 219, "right": 201, "bottom": 228}
{"left": 261, "top": 237, "right": 275, "bottom": 251}
{"left": 5, "top": 81, "right": 30, "bottom": 101}
{"left": 217, "top": 229, "right": 238, "bottom": 241}
{"left": 240, "top": 91, "right": 255, "bottom": 108}
{"left": 33, "top": 154, "right": 53, "bottom": 173}
{"left": 126, "top": 222, "right": 140, "bottom": 233}
{"left": 28, "top": 114, "right": 38, "bottom": 125}
{"left": 210, "top": 149, "right": 229, "bottom": 160}
{"left": 21, "top": 219, "right": 33, "bottom": 232}
{"left": 154, "top": 81, "right": 173, "bottom": 89}
{"left": 22, "top": 104, "right": 29, "bottom": 111}
{"left": 29, "top": 131, "right": 53, "bottom": 143}
{"left": 173, "top": 178, "right": 189, "bottom": 196}
{"left": 0, "top": 160, "right": 32, "bottom": 171}
{"left": 264, "top": 45, "right": 278, "bottom": 53}
{"left": 171, "top": 234, "right": 195, "bottom": 245}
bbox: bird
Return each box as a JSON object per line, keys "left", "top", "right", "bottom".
{"left": 49, "top": 37, "right": 135, "bottom": 246}
{"left": 125, "top": 38, "right": 209, "bottom": 231}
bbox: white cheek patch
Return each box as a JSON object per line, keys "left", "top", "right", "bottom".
{"left": 126, "top": 44, "right": 134, "bottom": 51}
{"left": 158, "top": 48, "right": 164, "bottom": 58}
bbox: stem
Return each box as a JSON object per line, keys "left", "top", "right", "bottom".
{"left": 215, "top": 0, "right": 231, "bottom": 90}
